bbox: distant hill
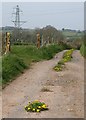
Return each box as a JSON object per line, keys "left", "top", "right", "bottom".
{"left": 0, "top": 26, "right": 35, "bottom": 34}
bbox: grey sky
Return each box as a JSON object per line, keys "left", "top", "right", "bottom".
{"left": 2, "top": 2, "right": 84, "bottom": 30}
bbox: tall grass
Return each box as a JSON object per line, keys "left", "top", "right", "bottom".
{"left": 0, "top": 58, "right": 2, "bottom": 86}
{"left": 2, "top": 44, "right": 67, "bottom": 87}
{"left": 80, "top": 44, "right": 86, "bottom": 58}
{"left": 2, "top": 54, "right": 27, "bottom": 85}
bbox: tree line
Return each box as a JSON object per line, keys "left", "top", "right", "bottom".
{"left": 1, "top": 25, "right": 84, "bottom": 54}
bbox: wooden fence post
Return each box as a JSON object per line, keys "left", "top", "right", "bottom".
{"left": 37, "top": 33, "right": 40, "bottom": 48}
{"left": 5, "top": 32, "right": 11, "bottom": 54}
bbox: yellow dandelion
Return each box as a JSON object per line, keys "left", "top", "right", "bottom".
{"left": 28, "top": 107, "right": 30, "bottom": 110}
{"left": 42, "top": 104, "right": 46, "bottom": 108}
{"left": 38, "top": 106, "right": 41, "bottom": 109}
{"left": 33, "top": 108, "right": 35, "bottom": 111}
{"left": 37, "top": 109, "right": 40, "bottom": 112}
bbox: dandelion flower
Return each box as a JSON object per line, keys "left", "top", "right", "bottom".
{"left": 38, "top": 106, "right": 41, "bottom": 109}
{"left": 33, "top": 108, "right": 35, "bottom": 111}
{"left": 37, "top": 109, "right": 40, "bottom": 112}
{"left": 28, "top": 108, "right": 30, "bottom": 110}
{"left": 42, "top": 104, "right": 46, "bottom": 108}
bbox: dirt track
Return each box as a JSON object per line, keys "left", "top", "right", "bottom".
{"left": 2, "top": 50, "right": 84, "bottom": 118}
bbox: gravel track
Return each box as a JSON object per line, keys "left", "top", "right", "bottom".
{"left": 2, "top": 50, "right": 84, "bottom": 118}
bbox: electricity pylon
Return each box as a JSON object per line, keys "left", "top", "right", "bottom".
{"left": 12, "top": 5, "right": 26, "bottom": 42}
{"left": 12, "top": 5, "right": 26, "bottom": 29}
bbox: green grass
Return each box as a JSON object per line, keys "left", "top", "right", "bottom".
{"left": 62, "top": 31, "right": 83, "bottom": 37}
{"left": 2, "top": 44, "right": 67, "bottom": 87}
{"left": 80, "top": 44, "right": 86, "bottom": 58}
{"left": 62, "top": 49, "right": 74, "bottom": 62}
{"left": 2, "top": 54, "right": 27, "bottom": 85}
{"left": 62, "top": 31, "right": 77, "bottom": 37}
{"left": 62, "top": 31, "right": 83, "bottom": 40}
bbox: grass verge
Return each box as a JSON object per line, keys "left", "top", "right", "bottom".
{"left": 2, "top": 44, "right": 67, "bottom": 87}
{"left": 80, "top": 44, "right": 86, "bottom": 58}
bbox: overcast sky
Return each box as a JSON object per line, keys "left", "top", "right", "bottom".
{"left": 2, "top": 2, "right": 84, "bottom": 30}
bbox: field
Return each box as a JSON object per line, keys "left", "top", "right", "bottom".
{"left": 62, "top": 30, "right": 83, "bottom": 40}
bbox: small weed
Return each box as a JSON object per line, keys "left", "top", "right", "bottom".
{"left": 54, "top": 64, "right": 62, "bottom": 72}
{"left": 41, "top": 87, "right": 52, "bottom": 92}
{"left": 25, "top": 100, "right": 48, "bottom": 112}
{"left": 54, "top": 49, "right": 74, "bottom": 72}
{"left": 58, "top": 60, "right": 65, "bottom": 65}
